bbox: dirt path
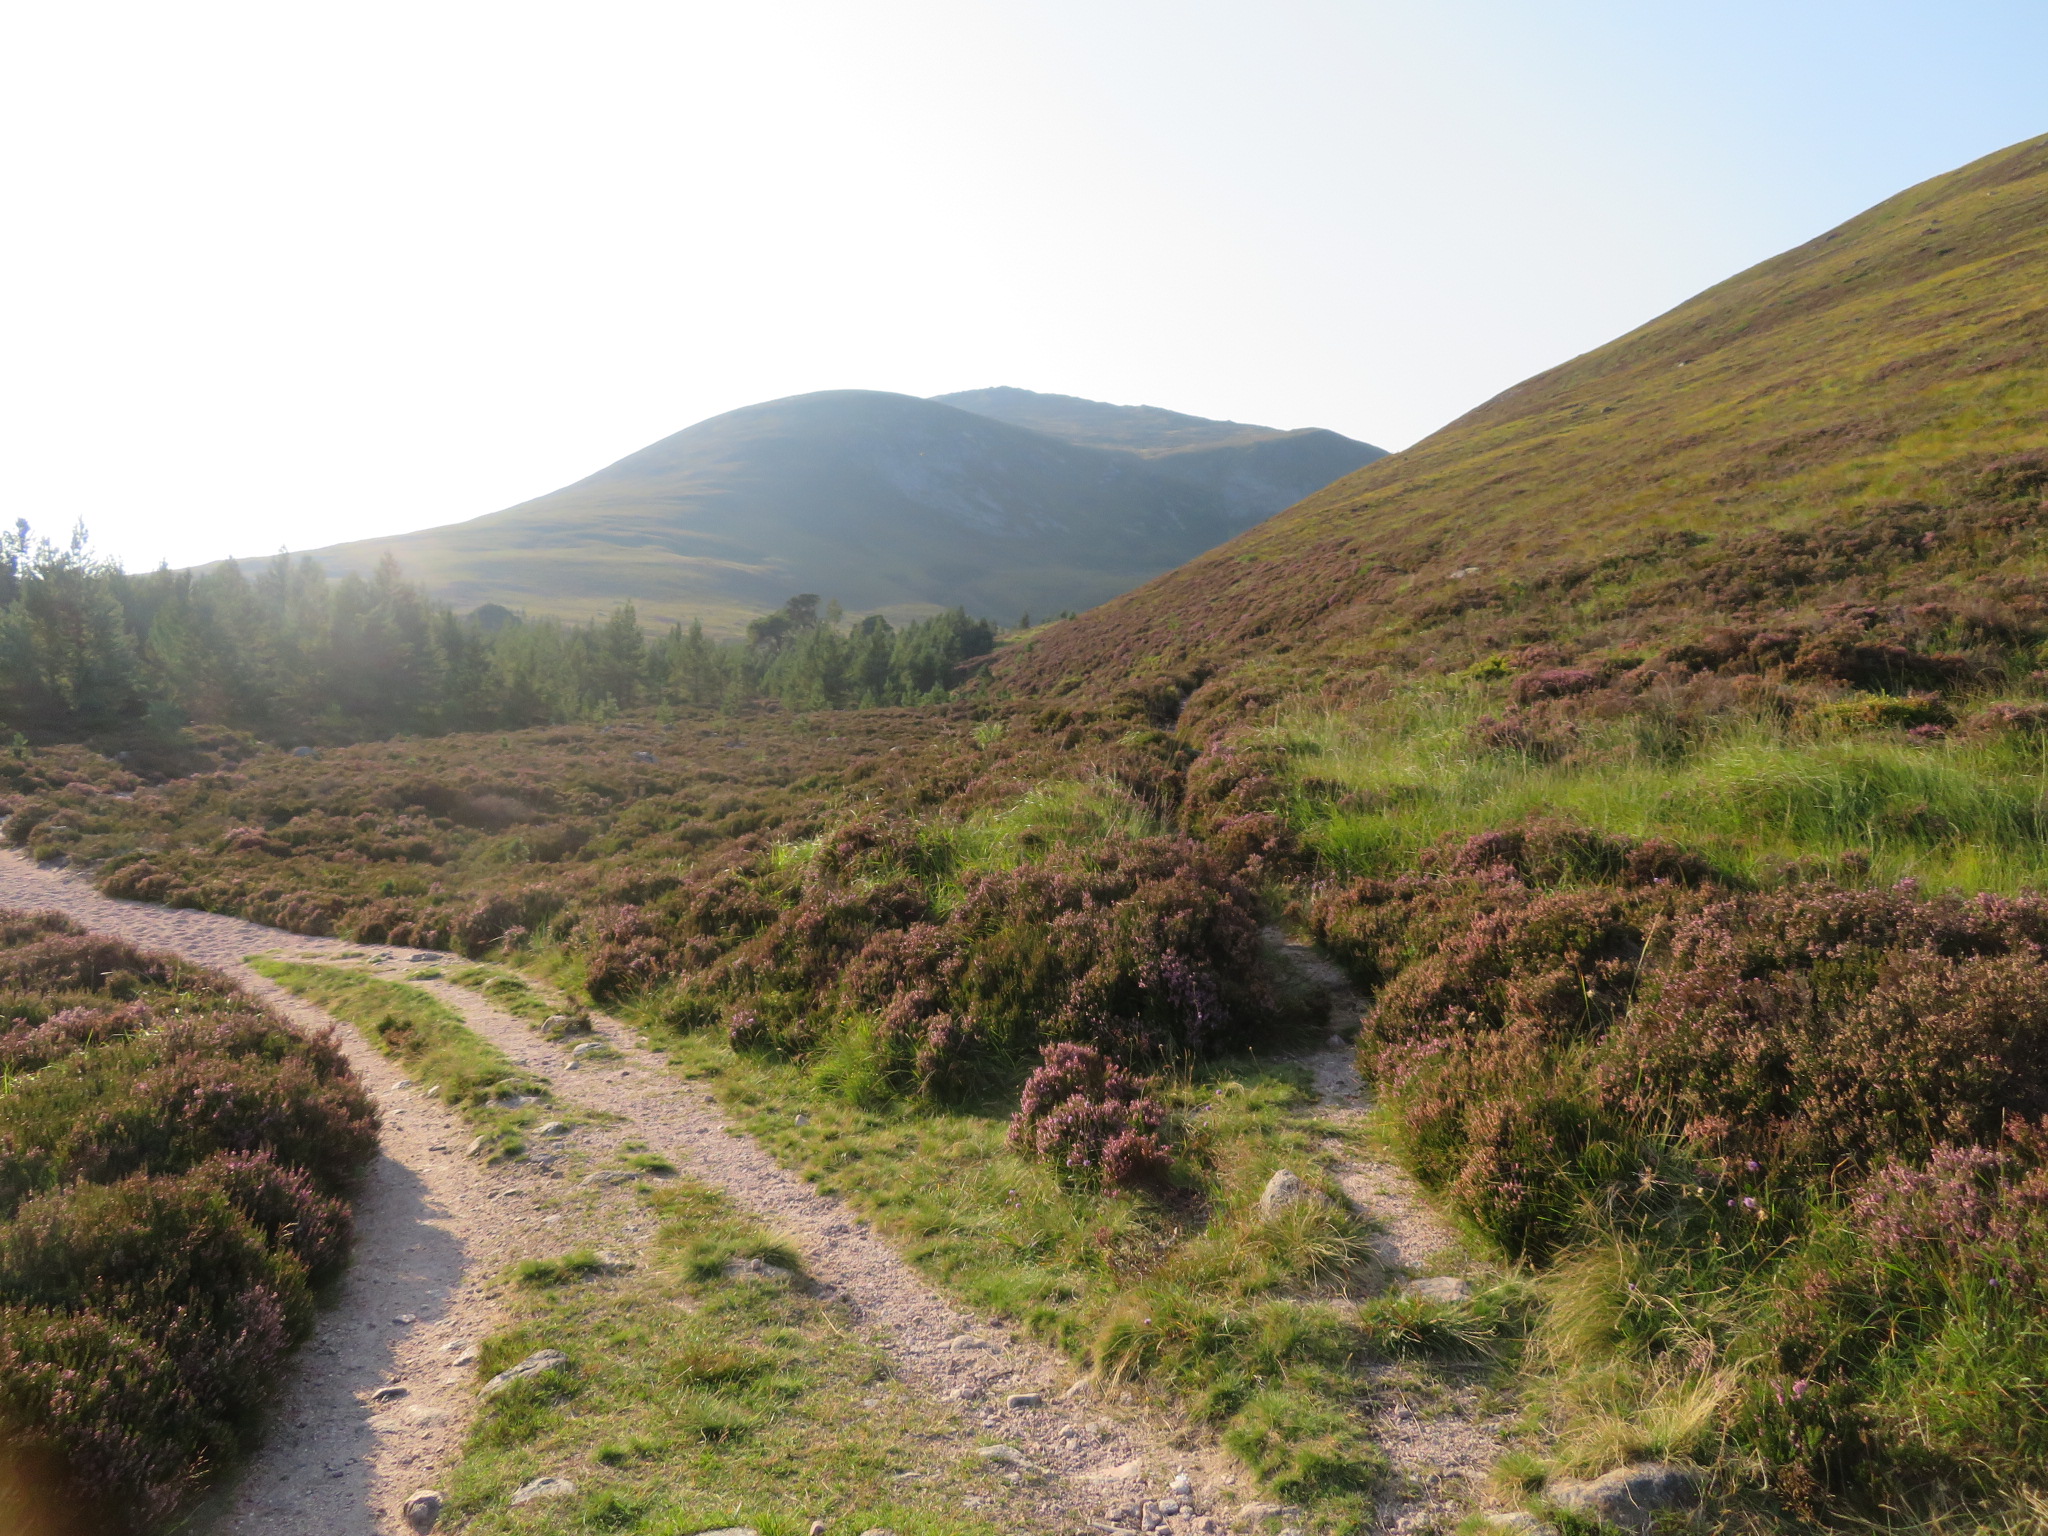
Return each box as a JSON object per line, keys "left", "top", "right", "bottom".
{"left": 1269, "top": 931, "right": 1514, "bottom": 1534}
{"left": 0, "top": 853, "right": 1239, "bottom": 1535}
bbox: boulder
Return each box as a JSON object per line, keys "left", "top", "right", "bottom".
{"left": 509, "top": 1476, "right": 575, "bottom": 1506}
{"left": 1257, "top": 1169, "right": 1323, "bottom": 1217}
{"left": 1399, "top": 1275, "right": 1474, "bottom": 1304}
{"left": 479, "top": 1347, "right": 570, "bottom": 1398}
{"left": 400, "top": 1490, "right": 443, "bottom": 1532}
{"left": 1545, "top": 1463, "right": 1699, "bottom": 1532}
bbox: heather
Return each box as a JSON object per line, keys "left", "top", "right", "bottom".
{"left": 1293, "top": 785, "right": 2048, "bottom": 1513}
{"left": 0, "top": 911, "right": 375, "bottom": 1535}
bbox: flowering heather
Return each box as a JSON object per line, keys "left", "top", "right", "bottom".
{"left": 0, "top": 909, "right": 375, "bottom": 1530}
{"left": 1008, "top": 1043, "right": 1173, "bottom": 1190}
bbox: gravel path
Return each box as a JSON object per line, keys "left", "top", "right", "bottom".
{"left": 1272, "top": 931, "right": 1514, "bottom": 1533}
{"left": 0, "top": 853, "right": 1241, "bottom": 1536}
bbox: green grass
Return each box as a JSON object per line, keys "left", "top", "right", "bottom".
{"left": 1279, "top": 687, "right": 2048, "bottom": 893}
{"left": 450, "top": 964, "right": 565, "bottom": 1026}
{"left": 594, "top": 996, "right": 1523, "bottom": 1526}
{"left": 445, "top": 1179, "right": 1026, "bottom": 1536}
{"left": 249, "top": 958, "right": 554, "bottom": 1158}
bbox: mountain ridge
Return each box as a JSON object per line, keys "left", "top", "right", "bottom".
{"left": 292, "top": 388, "right": 1384, "bottom": 633}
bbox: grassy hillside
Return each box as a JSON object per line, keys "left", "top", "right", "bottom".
{"left": 299, "top": 390, "right": 1382, "bottom": 633}
{"left": 20, "top": 137, "right": 2048, "bottom": 1534}
{"left": 998, "top": 134, "right": 2048, "bottom": 707}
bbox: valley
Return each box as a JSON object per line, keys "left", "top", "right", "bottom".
{"left": 4, "top": 132, "right": 2048, "bottom": 1536}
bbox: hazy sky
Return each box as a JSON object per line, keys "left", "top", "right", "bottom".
{"left": 4, "top": 1, "right": 2044, "bottom": 573}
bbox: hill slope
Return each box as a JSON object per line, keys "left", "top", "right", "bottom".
{"left": 999, "top": 134, "right": 2048, "bottom": 712}
{"left": 298, "top": 390, "right": 1383, "bottom": 633}
{"left": 938, "top": 386, "right": 1387, "bottom": 522}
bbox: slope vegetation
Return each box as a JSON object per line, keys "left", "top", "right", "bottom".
{"left": 300, "top": 390, "right": 1383, "bottom": 633}
{"left": 999, "top": 134, "right": 2048, "bottom": 713}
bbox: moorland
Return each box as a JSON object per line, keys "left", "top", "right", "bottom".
{"left": 3, "top": 132, "right": 2048, "bottom": 1536}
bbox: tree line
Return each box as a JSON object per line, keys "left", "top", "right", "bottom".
{"left": 0, "top": 522, "right": 996, "bottom": 742}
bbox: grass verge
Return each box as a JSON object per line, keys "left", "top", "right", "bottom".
{"left": 248, "top": 958, "right": 554, "bottom": 1159}
{"left": 445, "top": 1178, "right": 1022, "bottom": 1536}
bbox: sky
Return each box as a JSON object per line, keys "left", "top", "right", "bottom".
{"left": 3, "top": 1, "right": 2045, "bottom": 573}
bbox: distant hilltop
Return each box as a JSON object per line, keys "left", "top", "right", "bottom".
{"left": 288, "top": 387, "right": 1385, "bottom": 633}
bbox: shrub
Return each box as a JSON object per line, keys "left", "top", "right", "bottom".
{"left": 1008, "top": 1043, "right": 1173, "bottom": 1189}
{"left": 0, "top": 909, "right": 374, "bottom": 1529}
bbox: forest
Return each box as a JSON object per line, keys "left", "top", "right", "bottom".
{"left": 0, "top": 521, "right": 996, "bottom": 743}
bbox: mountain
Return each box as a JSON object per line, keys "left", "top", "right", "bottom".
{"left": 294, "top": 390, "right": 1384, "bottom": 633}
{"left": 935, "top": 386, "right": 1387, "bottom": 521}
{"left": 998, "top": 133, "right": 2048, "bottom": 712}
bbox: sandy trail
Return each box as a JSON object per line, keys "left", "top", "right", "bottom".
{"left": 1270, "top": 930, "right": 1514, "bottom": 1534}
{"left": 0, "top": 853, "right": 1240, "bottom": 1535}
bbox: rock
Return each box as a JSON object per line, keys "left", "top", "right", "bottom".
{"left": 1172, "top": 1473, "right": 1193, "bottom": 1496}
{"left": 583, "top": 1169, "right": 636, "bottom": 1186}
{"left": 465, "top": 1134, "right": 491, "bottom": 1158}
{"left": 400, "top": 1489, "right": 443, "bottom": 1531}
{"left": 794, "top": 1112, "right": 811, "bottom": 1126}
{"left": 1083, "top": 1459, "right": 1146, "bottom": 1483}
{"left": 1007, "top": 1391, "right": 1043, "bottom": 1408}
{"left": 370, "top": 1385, "right": 409, "bottom": 1402}
{"left": 538, "top": 1120, "right": 569, "bottom": 1136}
{"left": 509, "top": 1476, "right": 575, "bottom": 1505}
{"left": 809, "top": 1522, "right": 827, "bottom": 1536}
{"left": 856, "top": 1529, "right": 899, "bottom": 1536}
{"left": 945, "top": 1334, "right": 990, "bottom": 1351}
{"left": 570, "top": 1039, "right": 615, "bottom": 1059}
{"left": 1399, "top": 1275, "right": 1475, "bottom": 1304}
{"left": 479, "top": 1347, "right": 569, "bottom": 1398}
{"left": 1545, "top": 1463, "right": 1699, "bottom": 1533}
{"left": 1062, "top": 1377, "right": 1093, "bottom": 1399}
{"left": 1474, "top": 1515, "right": 1558, "bottom": 1535}
{"left": 722, "top": 1255, "right": 798, "bottom": 1285}
{"left": 632, "top": 750, "right": 657, "bottom": 763}
{"left": 394, "top": 1313, "right": 417, "bottom": 1324}
{"left": 688, "top": 1530, "right": 760, "bottom": 1536}
{"left": 1257, "top": 1169, "right": 1323, "bottom": 1217}
{"left": 976, "top": 1444, "right": 1028, "bottom": 1466}
{"left": 291, "top": 745, "right": 316, "bottom": 757}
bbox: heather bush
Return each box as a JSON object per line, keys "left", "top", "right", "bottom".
{"left": 0, "top": 909, "right": 375, "bottom": 1531}
{"left": 1007, "top": 1043, "right": 1174, "bottom": 1189}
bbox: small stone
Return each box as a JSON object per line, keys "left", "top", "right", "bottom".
{"left": 479, "top": 1347, "right": 570, "bottom": 1398}
{"left": 946, "top": 1334, "right": 990, "bottom": 1351}
{"left": 856, "top": 1529, "right": 899, "bottom": 1536}
{"left": 1062, "top": 1377, "right": 1093, "bottom": 1399}
{"left": 370, "top": 1385, "right": 409, "bottom": 1402}
{"left": 687, "top": 1530, "right": 760, "bottom": 1536}
{"left": 509, "top": 1476, "right": 575, "bottom": 1505}
{"left": 400, "top": 1489, "right": 443, "bottom": 1532}
{"left": 1172, "top": 1473, "right": 1193, "bottom": 1496}
{"left": 976, "top": 1444, "right": 1028, "bottom": 1466}
{"left": 583, "top": 1169, "right": 636, "bottom": 1186}
{"left": 570, "top": 1039, "right": 615, "bottom": 1059}
{"left": 794, "top": 1112, "right": 811, "bottom": 1126}
{"left": 538, "top": 1121, "right": 569, "bottom": 1136}
{"left": 394, "top": 1313, "right": 417, "bottom": 1325}
{"left": 1475, "top": 1515, "right": 1558, "bottom": 1535}
{"left": 1257, "top": 1168, "right": 1324, "bottom": 1217}
{"left": 1399, "top": 1275, "right": 1475, "bottom": 1304}
{"left": 466, "top": 1134, "right": 491, "bottom": 1158}
{"left": 1544, "top": 1463, "right": 1697, "bottom": 1533}
{"left": 722, "top": 1255, "right": 798, "bottom": 1285}
{"left": 1235, "top": 1506, "right": 1284, "bottom": 1528}
{"left": 1327, "top": 1033, "right": 1346, "bottom": 1048}
{"left": 1007, "top": 1391, "right": 1043, "bottom": 1409}
{"left": 809, "top": 1521, "right": 827, "bottom": 1536}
